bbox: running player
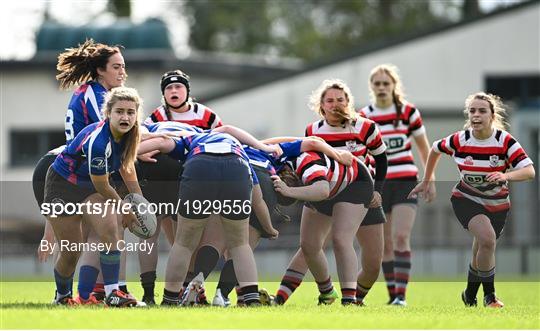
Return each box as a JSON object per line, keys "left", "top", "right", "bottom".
{"left": 359, "top": 64, "right": 431, "bottom": 305}
{"left": 43, "top": 87, "right": 144, "bottom": 307}
{"left": 409, "top": 92, "right": 534, "bottom": 308}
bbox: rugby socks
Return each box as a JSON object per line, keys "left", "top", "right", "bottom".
{"left": 465, "top": 264, "right": 482, "bottom": 299}
{"left": 162, "top": 289, "right": 181, "bottom": 305}
{"left": 193, "top": 245, "right": 220, "bottom": 279}
{"left": 77, "top": 265, "right": 99, "bottom": 300}
{"left": 382, "top": 260, "right": 396, "bottom": 301}
{"left": 356, "top": 282, "right": 371, "bottom": 303}
{"left": 141, "top": 271, "right": 157, "bottom": 300}
{"left": 240, "top": 285, "right": 260, "bottom": 306}
{"left": 275, "top": 268, "right": 305, "bottom": 305}
{"left": 99, "top": 250, "right": 121, "bottom": 297}
{"left": 316, "top": 277, "right": 334, "bottom": 294}
{"left": 478, "top": 267, "right": 496, "bottom": 297}
{"left": 235, "top": 286, "right": 244, "bottom": 305}
{"left": 216, "top": 259, "right": 236, "bottom": 298}
{"left": 54, "top": 269, "right": 74, "bottom": 298}
{"left": 341, "top": 288, "right": 356, "bottom": 305}
{"left": 394, "top": 250, "right": 411, "bottom": 299}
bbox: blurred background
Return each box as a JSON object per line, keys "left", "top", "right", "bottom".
{"left": 1, "top": 0, "right": 539, "bottom": 279}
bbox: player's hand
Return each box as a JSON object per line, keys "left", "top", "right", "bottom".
{"left": 368, "top": 191, "right": 382, "bottom": 208}
{"left": 265, "top": 144, "right": 283, "bottom": 158}
{"left": 485, "top": 172, "right": 507, "bottom": 183}
{"left": 337, "top": 150, "right": 355, "bottom": 167}
{"left": 122, "top": 208, "right": 139, "bottom": 230}
{"left": 408, "top": 181, "right": 436, "bottom": 203}
{"left": 137, "top": 150, "right": 160, "bottom": 163}
{"left": 271, "top": 175, "right": 290, "bottom": 196}
{"left": 37, "top": 238, "right": 54, "bottom": 263}
{"left": 265, "top": 227, "right": 279, "bottom": 240}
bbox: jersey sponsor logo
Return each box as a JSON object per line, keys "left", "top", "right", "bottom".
{"left": 464, "top": 156, "right": 474, "bottom": 166}
{"left": 489, "top": 155, "right": 499, "bottom": 167}
{"left": 345, "top": 140, "right": 359, "bottom": 152}
{"left": 91, "top": 157, "right": 106, "bottom": 170}
{"left": 463, "top": 174, "right": 484, "bottom": 185}
{"left": 384, "top": 136, "right": 405, "bottom": 150}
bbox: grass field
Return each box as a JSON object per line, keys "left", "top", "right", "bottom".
{"left": 1, "top": 280, "right": 539, "bottom": 329}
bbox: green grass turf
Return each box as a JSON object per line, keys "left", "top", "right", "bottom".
{"left": 1, "top": 280, "right": 539, "bottom": 329}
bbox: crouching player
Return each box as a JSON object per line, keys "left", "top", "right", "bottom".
{"left": 42, "top": 87, "right": 145, "bottom": 307}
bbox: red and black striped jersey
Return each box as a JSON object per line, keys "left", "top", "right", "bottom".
{"left": 305, "top": 115, "right": 386, "bottom": 166}
{"left": 359, "top": 103, "right": 425, "bottom": 179}
{"left": 433, "top": 129, "right": 533, "bottom": 212}
{"left": 144, "top": 102, "right": 223, "bottom": 130}
{"left": 289, "top": 151, "right": 369, "bottom": 200}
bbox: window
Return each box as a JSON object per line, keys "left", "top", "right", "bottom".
{"left": 486, "top": 75, "right": 540, "bottom": 107}
{"left": 10, "top": 130, "right": 65, "bottom": 167}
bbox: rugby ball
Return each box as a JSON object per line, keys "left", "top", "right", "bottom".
{"left": 123, "top": 193, "right": 157, "bottom": 239}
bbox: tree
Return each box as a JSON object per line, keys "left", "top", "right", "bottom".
{"left": 182, "top": 0, "right": 452, "bottom": 62}
{"left": 108, "top": 0, "right": 131, "bottom": 18}
{"left": 462, "top": 0, "right": 481, "bottom": 19}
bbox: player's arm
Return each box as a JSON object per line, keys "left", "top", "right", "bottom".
{"left": 120, "top": 162, "right": 142, "bottom": 195}
{"left": 300, "top": 139, "right": 354, "bottom": 167}
{"left": 414, "top": 132, "right": 435, "bottom": 180}
{"left": 271, "top": 175, "right": 329, "bottom": 201}
{"left": 213, "top": 125, "right": 282, "bottom": 156}
{"left": 262, "top": 136, "right": 324, "bottom": 144}
{"left": 408, "top": 148, "right": 440, "bottom": 202}
{"left": 251, "top": 184, "right": 278, "bottom": 240}
{"left": 486, "top": 164, "right": 535, "bottom": 183}
{"left": 137, "top": 136, "right": 176, "bottom": 155}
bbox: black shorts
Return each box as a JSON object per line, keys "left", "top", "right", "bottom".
{"left": 381, "top": 177, "right": 418, "bottom": 213}
{"left": 43, "top": 167, "right": 97, "bottom": 217}
{"left": 451, "top": 196, "right": 507, "bottom": 239}
{"left": 249, "top": 166, "right": 281, "bottom": 238}
{"left": 307, "top": 177, "right": 374, "bottom": 217}
{"left": 138, "top": 153, "right": 183, "bottom": 217}
{"left": 178, "top": 154, "right": 253, "bottom": 220}
{"left": 32, "top": 152, "right": 58, "bottom": 207}
{"left": 360, "top": 206, "right": 386, "bottom": 226}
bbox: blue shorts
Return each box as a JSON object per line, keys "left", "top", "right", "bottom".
{"left": 178, "top": 154, "right": 253, "bottom": 220}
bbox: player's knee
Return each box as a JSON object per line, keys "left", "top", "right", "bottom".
{"left": 331, "top": 237, "right": 352, "bottom": 255}
{"left": 477, "top": 236, "right": 496, "bottom": 252}
{"left": 300, "top": 239, "right": 322, "bottom": 257}
{"left": 394, "top": 233, "right": 410, "bottom": 248}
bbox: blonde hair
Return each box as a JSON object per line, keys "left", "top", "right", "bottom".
{"left": 369, "top": 64, "right": 408, "bottom": 127}
{"left": 309, "top": 79, "right": 356, "bottom": 122}
{"left": 463, "top": 92, "right": 508, "bottom": 130}
{"left": 102, "top": 87, "right": 142, "bottom": 170}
